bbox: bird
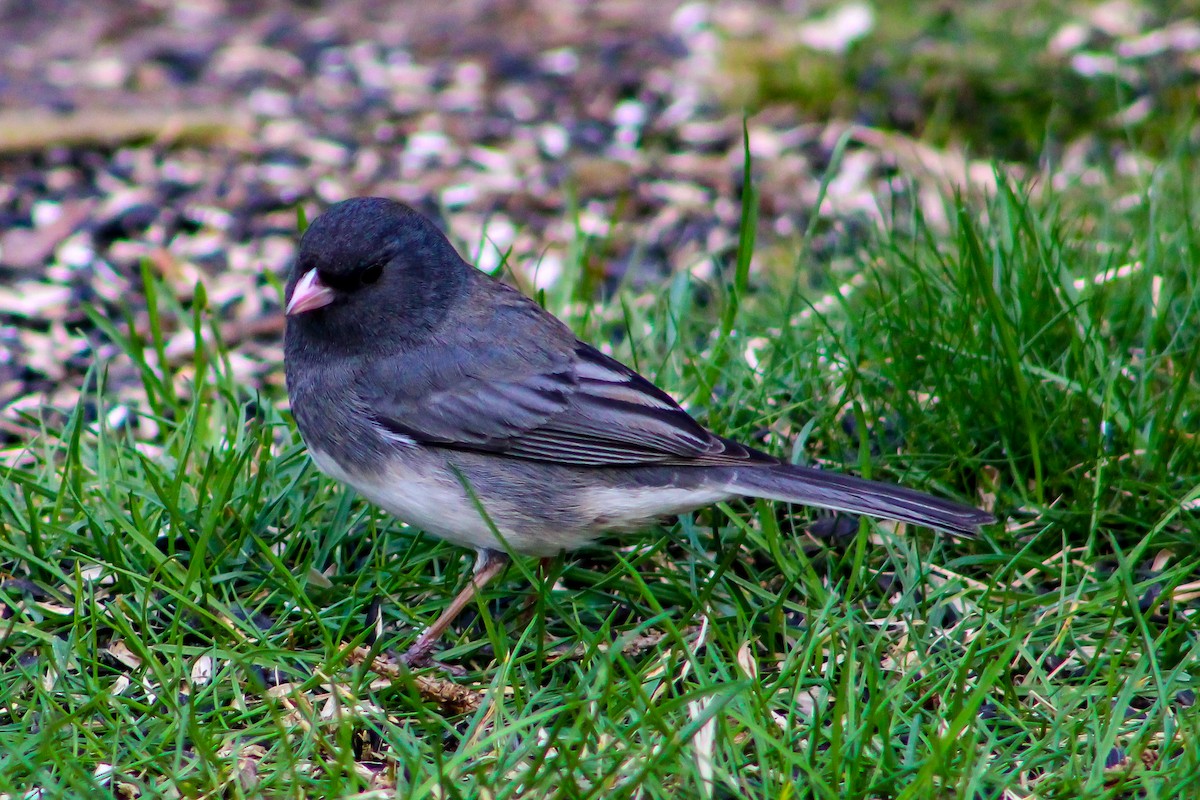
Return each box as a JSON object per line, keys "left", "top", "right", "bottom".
{"left": 283, "top": 197, "right": 994, "bottom": 667}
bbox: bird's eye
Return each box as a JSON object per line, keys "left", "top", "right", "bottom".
{"left": 360, "top": 263, "right": 383, "bottom": 285}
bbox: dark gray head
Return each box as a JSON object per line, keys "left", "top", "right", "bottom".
{"left": 284, "top": 197, "right": 470, "bottom": 352}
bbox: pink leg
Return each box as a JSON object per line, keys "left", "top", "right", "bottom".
{"left": 401, "top": 549, "right": 510, "bottom": 668}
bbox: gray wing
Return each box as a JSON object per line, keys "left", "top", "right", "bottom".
{"left": 503, "top": 341, "right": 768, "bottom": 465}
{"left": 358, "top": 284, "right": 769, "bottom": 467}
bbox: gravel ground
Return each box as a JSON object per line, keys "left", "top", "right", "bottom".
{"left": 0, "top": 0, "right": 1189, "bottom": 454}
{"left": 0, "top": 0, "right": 838, "bottom": 451}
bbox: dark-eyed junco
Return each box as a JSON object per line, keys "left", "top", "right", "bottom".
{"left": 284, "top": 197, "right": 993, "bottom": 667}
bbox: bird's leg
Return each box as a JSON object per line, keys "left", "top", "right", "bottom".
{"left": 401, "top": 549, "right": 510, "bottom": 668}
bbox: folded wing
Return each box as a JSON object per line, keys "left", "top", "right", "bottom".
{"left": 358, "top": 282, "right": 770, "bottom": 467}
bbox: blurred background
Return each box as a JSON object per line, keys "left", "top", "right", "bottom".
{"left": 2, "top": 0, "right": 1198, "bottom": 433}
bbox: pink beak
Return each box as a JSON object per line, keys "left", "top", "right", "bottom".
{"left": 286, "top": 269, "right": 335, "bottom": 315}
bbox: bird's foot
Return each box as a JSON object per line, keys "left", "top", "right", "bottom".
{"left": 397, "top": 641, "right": 467, "bottom": 677}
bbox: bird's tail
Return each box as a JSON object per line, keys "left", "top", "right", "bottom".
{"left": 721, "top": 463, "right": 993, "bottom": 537}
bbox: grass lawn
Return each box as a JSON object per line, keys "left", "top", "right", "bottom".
{"left": 5, "top": 0, "right": 1200, "bottom": 788}
{"left": 3, "top": 139, "right": 1198, "bottom": 798}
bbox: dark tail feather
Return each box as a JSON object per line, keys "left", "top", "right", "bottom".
{"left": 723, "top": 464, "right": 993, "bottom": 537}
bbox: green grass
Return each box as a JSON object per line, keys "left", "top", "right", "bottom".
{"left": 717, "top": 0, "right": 1200, "bottom": 161}
{"left": 3, "top": 147, "right": 1200, "bottom": 798}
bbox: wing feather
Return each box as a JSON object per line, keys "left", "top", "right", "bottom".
{"left": 359, "top": 279, "right": 773, "bottom": 467}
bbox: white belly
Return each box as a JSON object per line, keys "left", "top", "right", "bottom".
{"left": 308, "top": 447, "right": 507, "bottom": 552}
{"left": 306, "top": 448, "right": 733, "bottom": 556}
